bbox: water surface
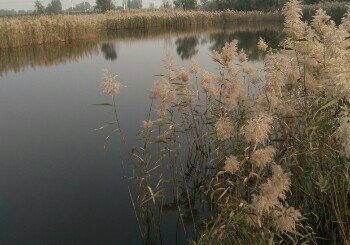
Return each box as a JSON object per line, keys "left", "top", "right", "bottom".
{"left": 0, "top": 23, "right": 282, "bottom": 244}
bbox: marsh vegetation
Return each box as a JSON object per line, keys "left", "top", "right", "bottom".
{"left": 0, "top": 10, "right": 281, "bottom": 49}
{"left": 0, "top": 0, "right": 349, "bottom": 244}
{"left": 98, "top": 1, "right": 350, "bottom": 243}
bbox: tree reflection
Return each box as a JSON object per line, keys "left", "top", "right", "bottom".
{"left": 101, "top": 43, "right": 118, "bottom": 61}
{"left": 175, "top": 36, "right": 199, "bottom": 60}
{"left": 0, "top": 25, "right": 283, "bottom": 76}
{"left": 208, "top": 28, "right": 282, "bottom": 61}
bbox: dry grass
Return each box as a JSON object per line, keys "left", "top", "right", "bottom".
{"left": 98, "top": 1, "right": 350, "bottom": 243}
{"left": 0, "top": 9, "right": 282, "bottom": 49}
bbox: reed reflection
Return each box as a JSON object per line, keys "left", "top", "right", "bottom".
{"left": 0, "top": 41, "right": 99, "bottom": 76}
{"left": 0, "top": 23, "right": 282, "bottom": 76}
{"left": 206, "top": 28, "right": 282, "bottom": 60}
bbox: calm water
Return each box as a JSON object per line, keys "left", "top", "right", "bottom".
{"left": 0, "top": 23, "right": 282, "bottom": 244}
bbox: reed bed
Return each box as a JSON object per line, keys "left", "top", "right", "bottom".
{"left": 98, "top": 0, "right": 350, "bottom": 243}
{"left": 0, "top": 23, "right": 281, "bottom": 76}
{"left": 104, "top": 9, "right": 281, "bottom": 30}
{"left": 0, "top": 14, "right": 103, "bottom": 49}
{"left": 0, "top": 10, "right": 282, "bottom": 49}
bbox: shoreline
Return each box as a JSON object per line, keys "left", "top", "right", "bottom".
{"left": 0, "top": 10, "right": 282, "bottom": 49}
{"left": 0, "top": 2, "right": 346, "bottom": 49}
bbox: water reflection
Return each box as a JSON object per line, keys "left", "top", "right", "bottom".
{"left": 0, "top": 22, "right": 283, "bottom": 245}
{"left": 207, "top": 28, "right": 282, "bottom": 60}
{"left": 302, "top": 6, "right": 347, "bottom": 25}
{"left": 101, "top": 43, "right": 118, "bottom": 61}
{"left": 0, "top": 23, "right": 282, "bottom": 76}
{"left": 0, "top": 41, "right": 99, "bottom": 76}
{"left": 175, "top": 37, "right": 199, "bottom": 60}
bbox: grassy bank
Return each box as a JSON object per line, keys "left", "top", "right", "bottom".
{"left": 0, "top": 9, "right": 281, "bottom": 49}
{"left": 1, "top": 3, "right": 346, "bottom": 49}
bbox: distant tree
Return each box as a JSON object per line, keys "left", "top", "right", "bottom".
{"left": 127, "top": 0, "right": 142, "bottom": 9}
{"left": 173, "top": 0, "right": 197, "bottom": 9}
{"left": 161, "top": 0, "right": 172, "bottom": 8}
{"left": 34, "top": 1, "right": 45, "bottom": 14}
{"left": 46, "top": 0, "right": 62, "bottom": 14}
{"left": 303, "top": 0, "right": 320, "bottom": 3}
{"left": 95, "top": 0, "right": 115, "bottom": 12}
{"left": 255, "top": 0, "right": 280, "bottom": 10}
{"left": 213, "top": 0, "right": 280, "bottom": 11}
{"left": 149, "top": 2, "right": 155, "bottom": 8}
{"left": 0, "top": 9, "right": 17, "bottom": 16}
{"left": 74, "top": 2, "right": 92, "bottom": 12}
{"left": 201, "top": 0, "right": 349, "bottom": 11}
{"left": 199, "top": 0, "right": 208, "bottom": 8}
{"left": 200, "top": 0, "right": 217, "bottom": 10}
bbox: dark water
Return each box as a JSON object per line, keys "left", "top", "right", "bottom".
{"left": 0, "top": 23, "right": 282, "bottom": 244}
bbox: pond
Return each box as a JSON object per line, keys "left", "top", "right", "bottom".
{"left": 0, "top": 22, "right": 283, "bottom": 244}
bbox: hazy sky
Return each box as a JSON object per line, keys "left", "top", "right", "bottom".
{"left": 0, "top": 0, "right": 160, "bottom": 10}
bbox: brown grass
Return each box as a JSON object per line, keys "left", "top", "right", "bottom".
{"left": 0, "top": 9, "right": 282, "bottom": 49}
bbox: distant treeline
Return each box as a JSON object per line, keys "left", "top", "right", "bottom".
{"left": 1, "top": 0, "right": 349, "bottom": 17}
{"left": 0, "top": 1, "right": 93, "bottom": 17}
{"left": 0, "top": 9, "right": 33, "bottom": 17}
{"left": 200, "top": 0, "right": 350, "bottom": 11}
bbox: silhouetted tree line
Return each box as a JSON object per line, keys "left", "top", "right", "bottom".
{"left": 196, "top": 0, "right": 349, "bottom": 11}
{"left": 1, "top": 0, "right": 349, "bottom": 17}
{"left": 33, "top": 0, "right": 92, "bottom": 15}
{"left": 95, "top": 0, "right": 115, "bottom": 12}
{"left": 0, "top": 9, "right": 33, "bottom": 16}
{"left": 127, "top": 0, "right": 143, "bottom": 9}
{"left": 33, "top": 0, "right": 62, "bottom": 14}
{"left": 200, "top": 0, "right": 282, "bottom": 11}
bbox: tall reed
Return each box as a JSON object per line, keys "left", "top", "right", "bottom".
{"left": 0, "top": 10, "right": 282, "bottom": 49}
{"left": 98, "top": 1, "right": 350, "bottom": 243}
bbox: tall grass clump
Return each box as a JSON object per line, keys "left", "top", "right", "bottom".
{"left": 0, "top": 10, "right": 281, "bottom": 49}
{"left": 0, "top": 14, "right": 103, "bottom": 48}
{"left": 98, "top": 1, "right": 350, "bottom": 243}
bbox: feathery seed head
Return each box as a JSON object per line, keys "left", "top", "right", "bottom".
{"left": 258, "top": 37, "right": 268, "bottom": 52}
{"left": 190, "top": 59, "right": 200, "bottom": 74}
{"left": 101, "top": 69, "right": 121, "bottom": 96}
{"left": 241, "top": 113, "right": 273, "bottom": 145}
{"left": 142, "top": 120, "right": 154, "bottom": 129}
{"left": 224, "top": 155, "right": 240, "bottom": 174}
{"left": 216, "top": 116, "right": 233, "bottom": 141}
{"left": 238, "top": 49, "right": 248, "bottom": 63}
{"left": 251, "top": 146, "right": 276, "bottom": 169}
{"left": 271, "top": 206, "right": 302, "bottom": 233}
{"left": 180, "top": 68, "right": 190, "bottom": 82}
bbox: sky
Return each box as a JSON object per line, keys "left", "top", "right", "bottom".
{"left": 0, "top": 0, "right": 160, "bottom": 11}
